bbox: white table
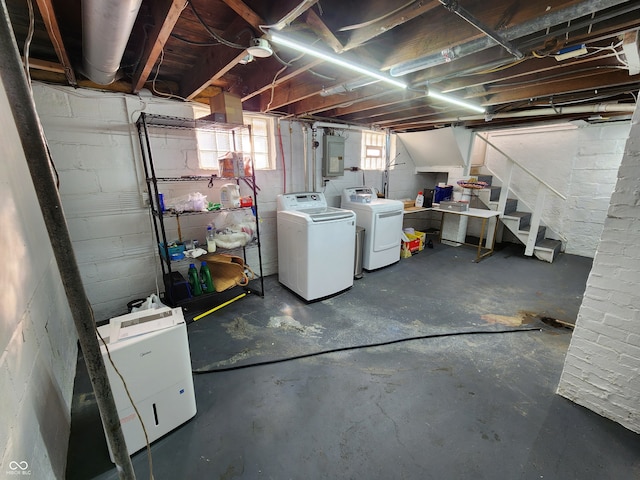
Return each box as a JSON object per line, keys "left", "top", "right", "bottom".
{"left": 431, "top": 207, "right": 500, "bottom": 262}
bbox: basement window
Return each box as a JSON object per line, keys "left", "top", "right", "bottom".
{"left": 197, "top": 115, "right": 274, "bottom": 170}
{"left": 361, "top": 131, "right": 386, "bottom": 170}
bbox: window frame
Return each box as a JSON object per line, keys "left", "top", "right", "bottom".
{"left": 361, "top": 130, "right": 386, "bottom": 170}
{"left": 196, "top": 114, "right": 275, "bottom": 171}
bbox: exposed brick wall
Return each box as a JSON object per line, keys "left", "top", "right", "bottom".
{"left": 557, "top": 105, "right": 640, "bottom": 434}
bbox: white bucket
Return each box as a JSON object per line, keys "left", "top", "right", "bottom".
{"left": 220, "top": 183, "right": 241, "bottom": 208}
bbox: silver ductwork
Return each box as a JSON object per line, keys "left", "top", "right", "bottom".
{"left": 82, "top": 0, "right": 143, "bottom": 85}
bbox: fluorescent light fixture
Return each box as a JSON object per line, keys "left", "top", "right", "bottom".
{"left": 269, "top": 32, "right": 407, "bottom": 90}
{"left": 427, "top": 89, "right": 485, "bottom": 113}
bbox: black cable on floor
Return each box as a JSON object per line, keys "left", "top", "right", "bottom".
{"left": 192, "top": 326, "right": 542, "bottom": 374}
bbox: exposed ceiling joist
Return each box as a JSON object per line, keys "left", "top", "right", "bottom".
{"left": 131, "top": 0, "right": 184, "bottom": 93}
{"left": 34, "top": 0, "right": 76, "bottom": 85}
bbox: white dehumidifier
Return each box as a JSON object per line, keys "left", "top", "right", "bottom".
{"left": 96, "top": 306, "right": 197, "bottom": 461}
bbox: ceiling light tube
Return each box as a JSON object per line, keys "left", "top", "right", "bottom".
{"left": 427, "top": 88, "right": 485, "bottom": 113}
{"left": 269, "top": 32, "right": 407, "bottom": 90}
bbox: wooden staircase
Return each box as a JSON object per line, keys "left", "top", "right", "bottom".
{"left": 472, "top": 173, "right": 563, "bottom": 263}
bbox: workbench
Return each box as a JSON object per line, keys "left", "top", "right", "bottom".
{"left": 404, "top": 206, "right": 500, "bottom": 262}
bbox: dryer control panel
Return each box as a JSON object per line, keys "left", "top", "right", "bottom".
{"left": 342, "top": 187, "right": 374, "bottom": 204}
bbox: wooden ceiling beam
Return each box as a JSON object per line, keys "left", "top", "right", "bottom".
{"left": 258, "top": 72, "right": 353, "bottom": 112}
{"left": 179, "top": 15, "right": 250, "bottom": 99}
{"left": 482, "top": 69, "right": 640, "bottom": 106}
{"left": 343, "top": 0, "right": 441, "bottom": 52}
{"left": 333, "top": 91, "right": 428, "bottom": 118}
{"left": 286, "top": 84, "right": 389, "bottom": 116}
{"left": 240, "top": 58, "right": 324, "bottom": 101}
{"left": 34, "top": 0, "right": 76, "bottom": 85}
{"left": 220, "top": 0, "right": 265, "bottom": 30}
{"left": 179, "top": 0, "right": 317, "bottom": 100}
{"left": 131, "top": 0, "right": 185, "bottom": 93}
{"left": 303, "top": 9, "right": 343, "bottom": 53}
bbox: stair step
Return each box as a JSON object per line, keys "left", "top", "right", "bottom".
{"left": 476, "top": 174, "right": 493, "bottom": 186}
{"left": 488, "top": 186, "right": 500, "bottom": 201}
{"left": 504, "top": 211, "right": 531, "bottom": 229}
{"left": 504, "top": 198, "right": 518, "bottom": 214}
{"left": 534, "top": 239, "right": 562, "bottom": 263}
{"left": 520, "top": 225, "right": 546, "bottom": 243}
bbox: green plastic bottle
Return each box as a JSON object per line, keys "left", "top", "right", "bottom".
{"left": 200, "top": 261, "right": 215, "bottom": 293}
{"left": 188, "top": 263, "right": 202, "bottom": 296}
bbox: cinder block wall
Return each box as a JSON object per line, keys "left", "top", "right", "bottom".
{"left": 557, "top": 105, "right": 640, "bottom": 434}
{"left": 483, "top": 123, "right": 629, "bottom": 257}
{"left": 0, "top": 80, "right": 76, "bottom": 475}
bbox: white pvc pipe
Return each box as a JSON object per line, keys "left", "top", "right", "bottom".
{"left": 82, "top": 0, "right": 143, "bottom": 85}
{"left": 426, "top": 103, "right": 636, "bottom": 125}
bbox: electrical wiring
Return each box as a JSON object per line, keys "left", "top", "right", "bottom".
{"left": 95, "top": 316, "right": 155, "bottom": 480}
{"left": 265, "top": 50, "right": 307, "bottom": 112}
{"left": 170, "top": 33, "right": 223, "bottom": 46}
{"left": 24, "top": 0, "right": 34, "bottom": 88}
{"left": 189, "top": 0, "right": 246, "bottom": 49}
{"left": 488, "top": 64, "right": 626, "bottom": 89}
{"left": 192, "top": 326, "right": 542, "bottom": 374}
{"left": 338, "top": 0, "right": 417, "bottom": 32}
{"left": 150, "top": 48, "right": 190, "bottom": 102}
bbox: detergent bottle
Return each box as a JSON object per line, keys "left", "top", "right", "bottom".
{"left": 415, "top": 191, "right": 424, "bottom": 208}
{"left": 188, "top": 263, "right": 202, "bottom": 296}
{"left": 199, "top": 261, "right": 215, "bottom": 293}
{"left": 220, "top": 183, "right": 241, "bottom": 208}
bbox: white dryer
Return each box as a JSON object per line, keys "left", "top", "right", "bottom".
{"left": 341, "top": 187, "right": 404, "bottom": 270}
{"left": 277, "top": 192, "right": 356, "bottom": 301}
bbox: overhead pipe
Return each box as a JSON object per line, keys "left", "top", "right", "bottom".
{"left": 403, "top": 103, "right": 636, "bottom": 126}
{"left": 0, "top": 1, "right": 135, "bottom": 478}
{"left": 82, "top": 0, "right": 143, "bottom": 85}
{"left": 390, "top": 0, "right": 632, "bottom": 77}
{"left": 438, "top": 0, "right": 523, "bottom": 59}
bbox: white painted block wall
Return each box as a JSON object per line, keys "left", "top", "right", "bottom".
{"left": 1, "top": 81, "right": 76, "bottom": 477}
{"left": 557, "top": 104, "right": 640, "bottom": 434}
{"left": 483, "top": 122, "right": 629, "bottom": 257}
{"left": 33, "top": 84, "right": 399, "bottom": 321}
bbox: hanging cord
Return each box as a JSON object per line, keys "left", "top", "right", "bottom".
{"left": 277, "top": 120, "right": 287, "bottom": 192}
{"left": 24, "top": 0, "right": 34, "bottom": 88}
{"left": 193, "top": 326, "right": 542, "bottom": 374}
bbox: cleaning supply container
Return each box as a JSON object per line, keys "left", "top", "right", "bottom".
{"left": 220, "top": 183, "right": 241, "bottom": 208}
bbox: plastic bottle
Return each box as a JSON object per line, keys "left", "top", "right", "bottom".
{"left": 199, "top": 261, "right": 215, "bottom": 293}
{"left": 415, "top": 191, "right": 424, "bottom": 208}
{"left": 188, "top": 263, "right": 202, "bottom": 296}
{"left": 206, "top": 225, "right": 216, "bottom": 252}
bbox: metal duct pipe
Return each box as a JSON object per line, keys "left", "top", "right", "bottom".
{"left": 390, "top": 0, "right": 631, "bottom": 77}
{"left": 82, "top": 0, "right": 143, "bottom": 85}
{"left": 0, "top": 1, "right": 135, "bottom": 478}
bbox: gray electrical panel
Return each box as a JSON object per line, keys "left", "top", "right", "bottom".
{"left": 322, "top": 134, "right": 345, "bottom": 177}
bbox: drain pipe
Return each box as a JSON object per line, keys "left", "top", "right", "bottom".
{"left": 0, "top": 3, "right": 135, "bottom": 479}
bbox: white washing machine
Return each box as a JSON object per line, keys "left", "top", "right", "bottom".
{"left": 341, "top": 187, "right": 404, "bottom": 270}
{"left": 277, "top": 192, "right": 356, "bottom": 301}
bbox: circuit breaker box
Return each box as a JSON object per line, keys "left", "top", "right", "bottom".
{"left": 322, "top": 134, "right": 345, "bottom": 177}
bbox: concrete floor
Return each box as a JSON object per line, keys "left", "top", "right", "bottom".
{"left": 66, "top": 241, "right": 640, "bottom": 479}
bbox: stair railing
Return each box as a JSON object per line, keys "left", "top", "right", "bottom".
{"left": 475, "top": 133, "right": 567, "bottom": 256}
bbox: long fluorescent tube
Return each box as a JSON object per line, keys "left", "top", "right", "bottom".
{"left": 269, "top": 32, "right": 407, "bottom": 90}
{"left": 427, "top": 89, "right": 485, "bottom": 113}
